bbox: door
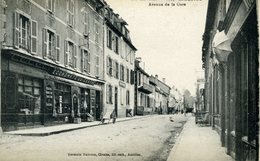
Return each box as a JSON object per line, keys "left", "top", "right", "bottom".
{"left": 95, "top": 91, "right": 101, "bottom": 120}
{"left": 114, "top": 87, "right": 118, "bottom": 117}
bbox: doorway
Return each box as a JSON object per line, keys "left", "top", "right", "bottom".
{"left": 114, "top": 87, "right": 118, "bottom": 117}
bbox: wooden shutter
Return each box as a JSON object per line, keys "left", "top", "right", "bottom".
{"left": 55, "top": 34, "right": 60, "bottom": 62}
{"left": 13, "top": 11, "right": 20, "bottom": 48}
{"left": 130, "top": 70, "right": 134, "bottom": 84}
{"left": 106, "top": 56, "right": 109, "bottom": 75}
{"left": 81, "top": 49, "right": 84, "bottom": 72}
{"left": 106, "top": 84, "right": 109, "bottom": 103}
{"left": 31, "top": 20, "right": 37, "bottom": 54}
{"left": 87, "top": 52, "right": 90, "bottom": 74}
{"left": 42, "top": 28, "right": 47, "bottom": 58}
{"left": 73, "top": 45, "right": 77, "bottom": 68}
{"left": 64, "top": 40, "right": 68, "bottom": 65}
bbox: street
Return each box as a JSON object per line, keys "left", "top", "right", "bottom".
{"left": 0, "top": 115, "right": 188, "bottom": 161}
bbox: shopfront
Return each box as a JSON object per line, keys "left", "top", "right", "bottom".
{"left": 1, "top": 50, "right": 104, "bottom": 131}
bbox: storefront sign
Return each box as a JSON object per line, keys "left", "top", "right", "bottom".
{"left": 45, "top": 85, "right": 53, "bottom": 111}
{"left": 119, "top": 81, "right": 126, "bottom": 88}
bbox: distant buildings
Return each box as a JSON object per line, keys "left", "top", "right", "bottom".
{"left": 202, "top": 0, "right": 258, "bottom": 160}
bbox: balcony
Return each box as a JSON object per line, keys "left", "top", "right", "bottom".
{"left": 149, "top": 77, "right": 158, "bottom": 85}
{"left": 138, "top": 83, "right": 153, "bottom": 94}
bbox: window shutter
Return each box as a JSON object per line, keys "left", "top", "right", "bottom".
{"left": 131, "top": 70, "right": 134, "bottom": 85}
{"left": 27, "top": 20, "right": 31, "bottom": 51}
{"left": 52, "top": 0, "right": 55, "bottom": 13}
{"left": 106, "top": 84, "right": 109, "bottom": 103}
{"left": 31, "top": 20, "right": 37, "bottom": 54}
{"left": 106, "top": 56, "right": 109, "bottom": 75}
{"left": 55, "top": 34, "right": 60, "bottom": 62}
{"left": 42, "top": 28, "right": 47, "bottom": 58}
{"left": 81, "top": 49, "right": 84, "bottom": 72}
{"left": 64, "top": 40, "right": 68, "bottom": 65}
{"left": 87, "top": 52, "right": 90, "bottom": 74}
{"left": 73, "top": 45, "right": 77, "bottom": 68}
{"left": 14, "top": 11, "right": 20, "bottom": 48}
{"left": 111, "top": 85, "right": 113, "bottom": 104}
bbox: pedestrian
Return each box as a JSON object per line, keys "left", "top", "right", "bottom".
{"left": 110, "top": 110, "right": 116, "bottom": 124}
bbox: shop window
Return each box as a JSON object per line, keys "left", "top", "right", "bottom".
{"left": 54, "top": 83, "right": 71, "bottom": 114}
{"left": 17, "top": 76, "right": 42, "bottom": 115}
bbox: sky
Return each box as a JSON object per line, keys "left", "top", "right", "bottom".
{"left": 105, "top": 0, "right": 208, "bottom": 96}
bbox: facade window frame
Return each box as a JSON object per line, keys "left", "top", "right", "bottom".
{"left": 67, "top": 0, "right": 75, "bottom": 27}
{"left": 47, "top": 0, "right": 55, "bottom": 14}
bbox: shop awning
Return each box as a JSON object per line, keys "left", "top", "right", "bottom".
{"left": 212, "top": 30, "right": 232, "bottom": 62}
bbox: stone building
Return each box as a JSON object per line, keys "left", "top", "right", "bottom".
{"left": 202, "top": 0, "right": 258, "bottom": 160}
{"left": 103, "top": 4, "right": 137, "bottom": 118}
{"left": 1, "top": 0, "right": 106, "bottom": 131}
{"left": 134, "top": 60, "right": 153, "bottom": 115}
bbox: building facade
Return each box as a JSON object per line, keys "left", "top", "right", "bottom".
{"left": 0, "top": 0, "right": 7, "bottom": 133}
{"left": 134, "top": 60, "right": 153, "bottom": 115}
{"left": 1, "top": 0, "right": 106, "bottom": 131}
{"left": 202, "top": 0, "right": 258, "bottom": 160}
{"left": 103, "top": 5, "right": 136, "bottom": 118}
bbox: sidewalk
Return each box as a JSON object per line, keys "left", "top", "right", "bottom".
{"left": 167, "top": 116, "right": 234, "bottom": 161}
{"left": 5, "top": 115, "right": 152, "bottom": 136}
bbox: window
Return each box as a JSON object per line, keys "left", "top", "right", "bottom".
{"left": 47, "top": 0, "right": 55, "bottom": 13}
{"left": 43, "top": 29, "right": 59, "bottom": 62}
{"left": 126, "top": 68, "right": 130, "bottom": 83}
{"left": 18, "top": 76, "right": 42, "bottom": 115}
{"left": 126, "top": 90, "right": 130, "bottom": 105}
{"left": 120, "top": 65, "right": 124, "bottom": 81}
{"left": 94, "top": 21, "right": 99, "bottom": 44}
{"left": 67, "top": 0, "right": 74, "bottom": 27}
{"left": 108, "top": 57, "right": 113, "bottom": 76}
{"left": 130, "top": 51, "right": 134, "bottom": 64}
{"left": 83, "top": 11, "right": 89, "bottom": 35}
{"left": 115, "top": 36, "right": 119, "bottom": 54}
{"left": 47, "top": 30, "right": 55, "bottom": 59}
{"left": 14, "top": 12, "right": 39, "bottom": 53}
{"left": 115, "top": 62, "right": 119, "bottom": 79}
{"left": 107, "top": 29, "right": 112, "bottom": 49}
{"left": 81, "top": 49, "right": 90, "bottom": 74}
{"left": 31, "top": 21, "right": 37, "bottom": 54}
{"left": 106, "top": 84, "right": 113, "bottom": 104}
{"left": 95, "top": 46, "right": 100, "bottom": 76}
{"left": 65, "top": 41, "right": 77, "bottom": 68}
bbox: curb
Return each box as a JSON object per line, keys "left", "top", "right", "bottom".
{"left": 166, "top": 116, "right": 192, "bottom": 161}
{"left": 5, "top": 115, "right": 154, "bottom": 136}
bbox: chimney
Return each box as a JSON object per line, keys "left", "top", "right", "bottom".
{"left": 162, "top": 78, "right": 165, "bottom": 83}
{"left": 155, "top": 75, "right": 158, "bottom": 79}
